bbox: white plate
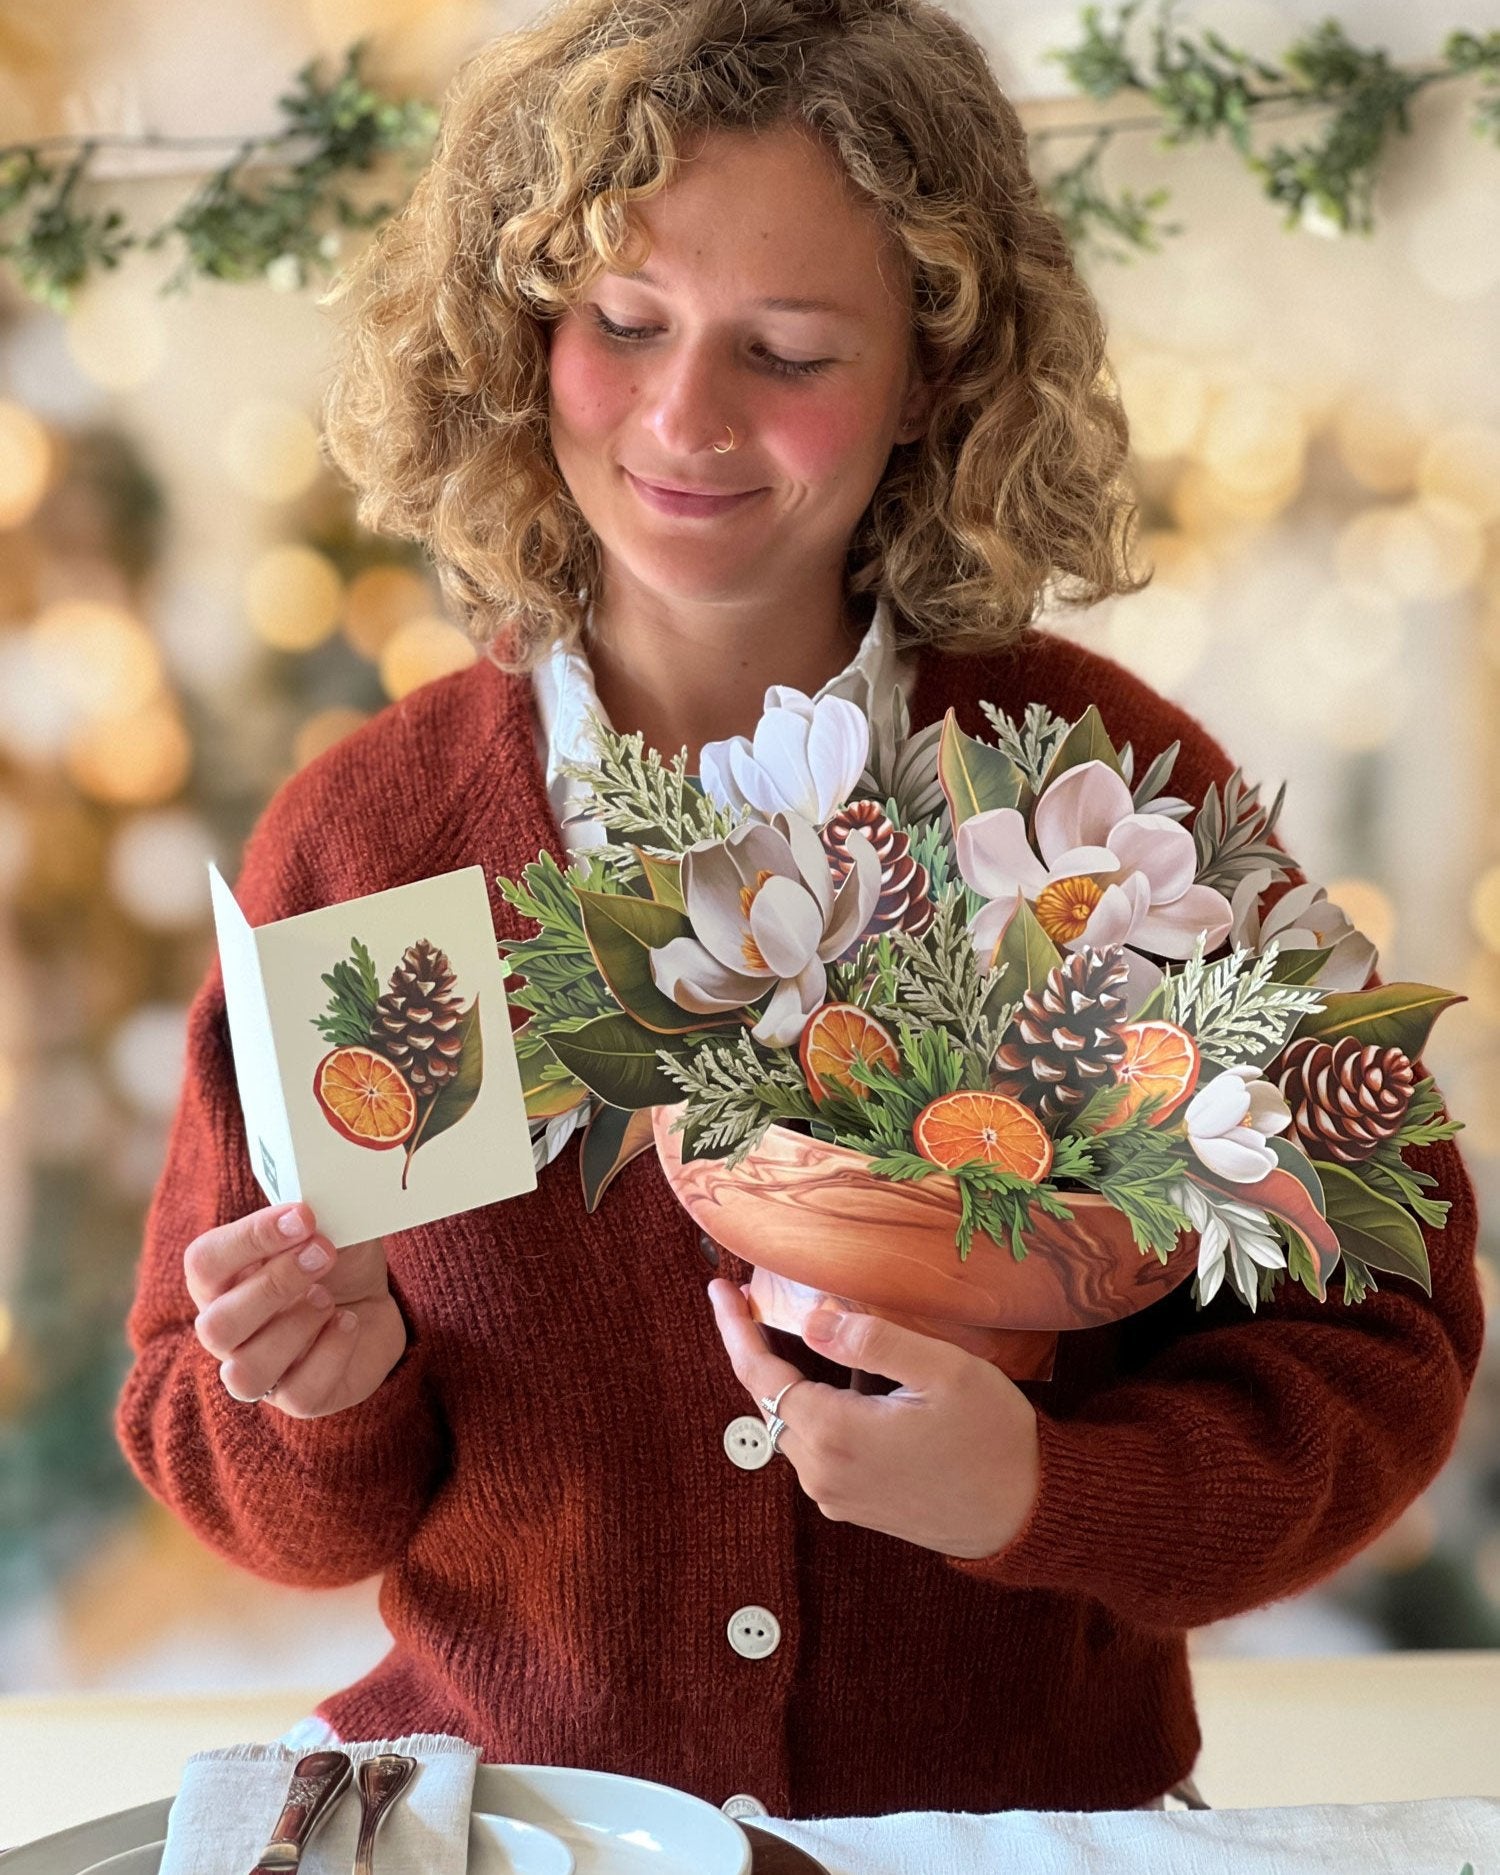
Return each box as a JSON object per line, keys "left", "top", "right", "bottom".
{"left": 68, "top": 1816, "right": 577, "bottom": 1875}
{"left": 471, "top": 1813, "right": 575, "bottom": 1874}
{"left": 4, "top": 1766, "right": 749, "bottom": 1875}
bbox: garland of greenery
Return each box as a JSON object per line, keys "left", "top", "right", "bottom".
{"left": 3, "top": 7, "right": 1500, "bottom": 307}
{"left": 0, "top": 42, "right": 436, "bottom": 309}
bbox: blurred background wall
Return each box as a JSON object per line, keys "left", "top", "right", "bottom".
{"left": 0, "top": 0, "right": 1497, "bottom": 1692}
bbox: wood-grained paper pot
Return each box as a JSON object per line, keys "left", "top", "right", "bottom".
{"left": 653, "top": 1103, "right": 1199, "bottom": 1381}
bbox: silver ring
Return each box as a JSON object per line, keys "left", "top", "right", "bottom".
{"left": 253, "top": 1382, "right": 278, "bottom": 1404}
{"left": 766, "top": 1414, "right": 790, "bottom": 1456}
{"left": 759, "top": 1379, "right": 802, "bottom": 1419}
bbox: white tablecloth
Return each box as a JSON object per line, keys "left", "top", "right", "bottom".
{"left": 754, "top": 1797, "right": 1500, "bottom": 1875}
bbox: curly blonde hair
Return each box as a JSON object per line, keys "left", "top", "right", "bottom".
{"left": 319, "top": 0, "right": 1150, "bottom": 672}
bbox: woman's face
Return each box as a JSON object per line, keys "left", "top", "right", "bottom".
{"left": 546, "top": 123, "right": 932, "bottom": 612}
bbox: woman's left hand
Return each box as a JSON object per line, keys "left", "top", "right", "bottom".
{"left": 707, "top": 1278, "right": 1041, "bottom": 1561}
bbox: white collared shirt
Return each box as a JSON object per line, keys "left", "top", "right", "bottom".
{"left": 525, "top": 592, "right": 914, "bottom": 1167}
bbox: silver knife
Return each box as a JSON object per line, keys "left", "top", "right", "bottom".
{"left": 245, "top": 1749, "right": 353, "bottom": 1874}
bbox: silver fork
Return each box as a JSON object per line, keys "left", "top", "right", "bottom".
{"left": 352, "top": 1753, "right": 418, "bottom": 1875}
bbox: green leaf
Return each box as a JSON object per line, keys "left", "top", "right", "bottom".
{"left": 988, "top": 894, "right": 1062, "bottom": 997}
{"left": 1269, "top": 1135, "right": 1327, "bottom": 1213}
{"left": 402, "top": 997, "right": 484, "bottom": 1186}
{"left": 579, "top": 1101, "right": 657, "bottom": 1212}
{"left": 516, "top": 1023, "right": 587, "bottom": 1119}
{"left": 545, "top": 1011, "right": 690, "bottom": 1108}
{"left": 575, "top": 885, "right": 735, "bottom": 1035}
{"left": 1315, "top": 1159, "right": 1433, "bottom": 1295}
{"left": 634, "top": 848, "right": 686, "bottom": 912}
{"left": 1037, "top": 703, "right": 1126, "bottom": 792}
{"left": 1266, "top": 945, "right": 1335, "bottom": 986}
{"left": 936, "top": 708, "right": 1027, "bottom": 829}
{"left": 1292, "top": 983, "right": 1464, "bottom": 1061}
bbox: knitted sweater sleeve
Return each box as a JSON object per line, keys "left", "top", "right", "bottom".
{"left": 114, "top": 771, "right": 449, "bottom": 1589}
{"left": 948, "top": 648, "right": 1486, "bottom": 1630}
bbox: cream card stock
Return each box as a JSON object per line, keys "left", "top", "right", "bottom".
{"left": 208, "top": 862, "right": 536, "bottom": 1246}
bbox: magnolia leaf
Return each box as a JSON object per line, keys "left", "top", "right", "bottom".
{"left": 1315, "top": 1159, "right": 1433, "bottom": 1295}
{"left": 1196, "top": 1158, "right": 1342, "bottom": 1300}
{"left": 575, "top": 886, "right": 733, "bottom": 1035}
{"left": 580, "top": 1101, "right": 658, "bottom": 1212}
{"left": 516, "top": 1022, "right": 587, "bottom": 1119}
{"left": 1267, "top": 945, "right": 1334, "bottom": 986}
{"left": 1037, "top": 703, "right": 1126, "bottom": 792}
{"left": 1292, "top": 983, "right": 1464, "bottom": 1061}
{"left": 937, "top": 709, "right": 1027, "bottom": 829}
{"left": 545, "top": 1012, "right": 689, "bottom": 1109}
{"left": 989, "top": 894, "right": 1061, "bottom": 999}
{"left": 1269, "top": 1135, "right": 1327, "bottom": 1213}
{"left": 634, "top": 848, "right": 686, "bottom": 912}
{"left": 401, "top": 998, "right": 484, "bottom": 1188}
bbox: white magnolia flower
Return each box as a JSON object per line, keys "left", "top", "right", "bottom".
{"left": 1229, "top": 869, "right": 1377, "bottom": 992}
{"left": 956, "top": 758, "right": 1233, "bottom": 1010}
{"left": 1184, "top": 1064, "right": 1292, "bottom": 1184}
{"left": 649, "top": 810, "right": 880, "bottom": 1047}
{"left": 699, "top": 687, "right": 869, "bottom": 824}
{"left": 1174, "top": 1179, "right": 1287, "bottom": 1310}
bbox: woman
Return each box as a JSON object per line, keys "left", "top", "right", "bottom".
{"left": 116, "top": 0, "right": 1483, "bottom": 1819}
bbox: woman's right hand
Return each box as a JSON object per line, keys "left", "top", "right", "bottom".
{"left": 186, "top": 1204, "right": 408, "bottom": 1418}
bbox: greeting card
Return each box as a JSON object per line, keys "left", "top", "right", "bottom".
{"left": 208, "top": 861, "right": 536, "bottom": 1248}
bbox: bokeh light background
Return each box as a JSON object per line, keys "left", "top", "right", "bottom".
{"left": 0, "top": 0, "right": 1497, "bottom": 1691}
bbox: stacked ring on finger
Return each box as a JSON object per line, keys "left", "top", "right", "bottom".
{"left": 759, "top": 1378, "right": 805, "bottom": 1457}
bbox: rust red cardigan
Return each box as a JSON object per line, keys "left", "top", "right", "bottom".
{"left": 115, "top": 627, "right": 1484, "bottom": 1817}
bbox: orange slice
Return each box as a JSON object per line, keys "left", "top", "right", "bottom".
{"left": 1093, "top": 1020, "right": 1201, "bottom": 1133}
{"left": 313, "top": 1045, "right": 418, "bottom": 1150}
{"left": 799, "top": 1003, "right": 901, "bottom": 1103}
{"left": 913, "top": 1090, "right": 1053, "bottom": 1180}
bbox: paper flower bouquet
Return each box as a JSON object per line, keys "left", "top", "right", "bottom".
{"left": 500, "top": 676, "right": 1463, "bottom": 1379}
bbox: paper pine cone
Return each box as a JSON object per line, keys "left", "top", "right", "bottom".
{"left": 1273, "top": 1034, "right": 1415, "bottom": 1164}
{"left": 821, "top": 800, "right": 934, "bottom": 960}
{"left": 991, "top": 946, "right": 1132, "bottom": 1128}
{"left": 371, "top": 938, "right": 465, "bottom": 1099}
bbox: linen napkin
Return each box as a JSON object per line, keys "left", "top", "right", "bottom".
{"left": 157, "top": 1732, "right": 479, "bottom": 1875}
{"left": 752, "top": 1795, "right": 1500, "bottom": 1875}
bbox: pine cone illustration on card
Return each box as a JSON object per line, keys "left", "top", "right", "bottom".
{"left": 990, "top": 946, "right": 1132, "bottom": 1128}
{"left": 371, "top": 939, "right": 466, "bottom": 1097}
{"left": 1272, "top": 1034, "right": 1415, "bottom": 1164}
{"left": 311, "top": 934, "right": 484, "bottom": 1188}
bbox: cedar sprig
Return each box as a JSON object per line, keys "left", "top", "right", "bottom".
{"left": 980, "top": 699, "right": 1072, "bottom": 793}
{"left": 1357, "top": 1074, "right": 1463, "bottom": 1227}
{"left": 497, "top": 851, "right": 618, "bottom": 1027}
{"left": 861, "top": 1146, "right": 1077, "bottom": 1263}
{"left": 1161, "top": 934, "right": 1325, "bottom": 1067}
{"left": 312, "top": 936, "right": 381, "bottom": 1046}
{"left": 1065, "top": 1105, "right": 1195, "bottom": 1260}
{"left": 656, "top": 1030, "right": 820, "bottom": 1164}
{"left": 861, "top": 886, "right": 1014, "bottom": 1076}
{"left": 559, "top": 712, "right": 740, "bottom": 853}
